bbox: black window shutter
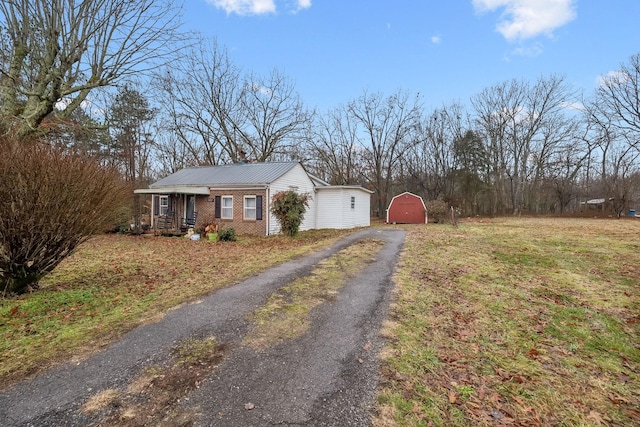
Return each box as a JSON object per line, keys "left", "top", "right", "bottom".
{"left": 153, "top": 196, "right": 159, "bottom": 216}
{"left": 214, "top": 196, "right": 221, "bottom": 218}
{"left": 256, "top": 195, "right": 263, "bottom": 220}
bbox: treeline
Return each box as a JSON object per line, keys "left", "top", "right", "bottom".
{"left": 1, "top": 1, "right": 638, "bottom": 220}
{"left": 56, "top": 49, "right": 640, "bottom": 219}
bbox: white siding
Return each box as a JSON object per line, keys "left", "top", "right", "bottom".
{"left": 315, "top": 189, "right": 343, "bottom": 229}
{"left": 268, "top": 164, "right": 318, "bottom": 235}
{"left": 316, "top": 187, "right": 371, "bottom": 229}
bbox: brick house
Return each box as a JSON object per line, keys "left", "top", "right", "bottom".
{"left": 134, "top": 162, "right": 372, "bottom": 236}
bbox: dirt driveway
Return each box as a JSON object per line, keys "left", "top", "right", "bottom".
{"left": 0, "top": 228, "right": 405, "bottom": 426}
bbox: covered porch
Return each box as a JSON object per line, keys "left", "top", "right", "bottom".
{"left": 134, "top": 186, "right": 209, "bottom": 235}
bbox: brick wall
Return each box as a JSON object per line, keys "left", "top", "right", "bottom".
{"left": 196, "top": 189, "right": 268, "bottom": 236}
{"left": 194, "top": 195, "right": 216, "bottom": 231}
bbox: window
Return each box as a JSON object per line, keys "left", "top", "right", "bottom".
{"left": 350, "top": 196, "right": 355, "bottom": 210}
{"left": 159, "top": 196, "right": 169, "bottom": 216}
{"left": 244, "top": 196, "right": 256, "bottom": 220}
{"left": 221, "top": 196, "right": 233, "bottom": 219}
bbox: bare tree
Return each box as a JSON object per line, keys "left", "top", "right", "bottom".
{"left": 156, "top": 40, "right": 311, "bottom": 165}
{"left": 305, "top": 104, "right": 365, "bottom": 185}
{"left": 398, "top": 106, "right": 454, "bottom": 202}
{"left": 471, "top": 75, "right": 574, "bottom": 214}
{"left": 472, "top": 81, "right": 519, "bottom": 214}
{"left": 0, "top": 0, "right": 183, "bottom": 135}
{"left": 593, "top": 52, "right": 640, "bottom": 218}
{"left": 241, "top": 69, "right": 313, "bottom": 161}
{"left": 596, "top": 52, "right": 640, "bottom": 153}
{"left": 348, "top": 89, "right": 422, "bottom": 217}
{"left": 582, "top": 96, "right": 639, "bottom": 217}
{"left": 152, "top": 125, "right": 193, "bottom": 176}
{"left": 155, "top": 39, "right": 243, "bottom": 165}
{"left": 543, "top": 131, "right": 590, "bottom": 213}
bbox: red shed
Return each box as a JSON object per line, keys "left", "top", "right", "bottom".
{"left": 386, "top": 192, "right": 427, "bottom": 224}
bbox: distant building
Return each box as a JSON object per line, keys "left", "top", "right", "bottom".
{"left": 386, "top": 192, "right": 427, "bottom": 224}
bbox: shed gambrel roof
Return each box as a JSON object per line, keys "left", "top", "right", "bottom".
{"left": 150, "top": 162, "right": 300, "bottom": 188}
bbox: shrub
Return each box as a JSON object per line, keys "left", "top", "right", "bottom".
{"left": 217, "top": 227, "right": 237, "bottom": 242}
{"left": 271, "top": 190, "right": 311, "bottom": 237}
{"left": 0, "top": 135, "right": 129, "bottom": 295}
{"left": 109, "top": 204, "right": 133, "bottom": 233}
{"left": 425, "top": 199, "right": 449, "bottom": 223}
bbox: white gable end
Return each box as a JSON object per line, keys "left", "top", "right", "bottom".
{"left": 268, "top": 163, "right": 318, "bottom": 235}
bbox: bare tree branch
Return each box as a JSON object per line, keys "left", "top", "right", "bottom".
{"left": 0, "top": 0, "right": 185, "bottom": 134}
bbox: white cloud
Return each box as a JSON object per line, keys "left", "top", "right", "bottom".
{"left": 209, "top": 0, "right": 311, "bottom": 15}
{"left": 210, "top": 0, "right": 276, "bottom": 15}
{"left": 296, "top": 0, "right": 311, "bottom": 11}
{"left": 247, "top": 83, "right": 273, "bottom": 97}
{"left": 561, "top": 101, "right": 584, "bottom": 111}
{"left": 509, "top": 42, "right": 543, "bottom": 58}
{"left": 597, "top": 70, "right": 628, "bottom": 88}
{"left": 472, "top": 0, "right": 576, "bottom": 41}
{"left": 431, "top": 35, "right": 442, "bottom": 44}
{"left": 55, "top": 97, "right": 105, "bottom": 119}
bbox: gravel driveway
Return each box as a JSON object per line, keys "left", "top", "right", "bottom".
{"left": 0, "top": 228, "right": 405, "bottom": 426}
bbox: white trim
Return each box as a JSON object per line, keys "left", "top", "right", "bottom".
{"left": 315, "top": 185, "right": 374, "bottom": 194}
{"left": 307, "top": 173, "right": 330, "bottom": 187}
{"left": 244, "top": 195, "right": 257, "bottom": 220}
{"left": 221, "top": 195, "right": 233, "bottom": 219}
{"left": 135, "top": 186, "right": 210, "bottom": 195}
{"left": 266, "top": 186, "right": 271, "bottom": 235}
{"left": 184, "top": 195, "right": 196, "bottom": 225}
{"left": 159, "top": 195, "right": 169, "bottom": 216}
{"left": 207, "top": 186, "right": 269, "bottom": 191}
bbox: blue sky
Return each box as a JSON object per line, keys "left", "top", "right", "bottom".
{"left": 182, "top": 0, "right": 640, "bottom": 112}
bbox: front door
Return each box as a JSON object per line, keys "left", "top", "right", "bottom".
{"left": 186, "top": 195, "right": 195, "bottom": 222}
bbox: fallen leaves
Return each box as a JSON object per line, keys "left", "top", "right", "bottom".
{"left": 608, "top": 393, "right": 629, "bottom": 405}
{"left": 1, "top": 230, "right": 351, "bottom": 386}
{"left": 375, "top": 219, "right": 640, "bottom": 427}
{"left": 587, "top": 410, "right": 606, "bottom": 425}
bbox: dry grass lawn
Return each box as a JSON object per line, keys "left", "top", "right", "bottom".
{"left": 2, "top": 218, "right": 638, "bottom": 427}
{"left": 376, "top": 217, "right": 639, "bottom": 426}
{"left": 0, "top": 229, "right": 352, "bottom": 386}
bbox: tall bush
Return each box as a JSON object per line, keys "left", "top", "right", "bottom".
{"left": 271, "top": 190, "right": 310, "bottom": 237}
{"left": 425, "top": 199, "right": 449, "bottom": 223}
{"left": 0, "top": 135, "right": 129, "bottom": 295}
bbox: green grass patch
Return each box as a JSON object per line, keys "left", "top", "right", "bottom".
{"left": 0, "top": 228, "right": 354, "bottom": 386}
{"left": 375, "top": 218, "right": 640, "bottom": 427}
{"left": 244, "top": 238, "right": 385, "bottom": 348}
